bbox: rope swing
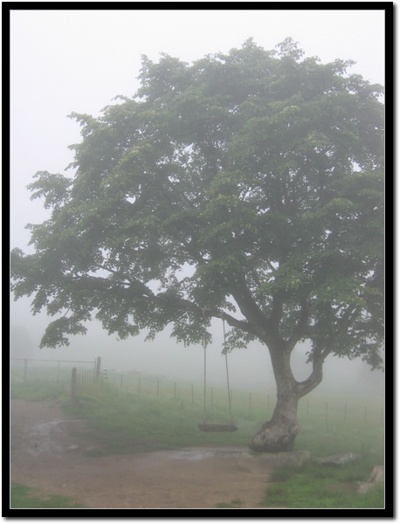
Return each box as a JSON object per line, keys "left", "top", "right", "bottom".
{"left": 198, "top": 314, "right": 238, "bottom": 432}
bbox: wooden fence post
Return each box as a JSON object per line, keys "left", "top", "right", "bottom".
{"left": 325, "top": 401, "right": 329, "bottom": 430}
{"left": 95, "top": 357, "right": 101, "bottom": 382}
{"left": 23, "top": 359, "right": 28, "bottom": 381}
{"left": 71, "top": 367, "right": 78, "bottom": 404}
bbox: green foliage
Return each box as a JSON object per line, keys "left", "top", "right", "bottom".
{"left": 10, "top": 483, "right": 84, "bottom": 508}
{"left": 262, "top": 462, "right": 384, "bottom": 509}
{"left": 11, "top": 40, "right": 384, "bottom": 382}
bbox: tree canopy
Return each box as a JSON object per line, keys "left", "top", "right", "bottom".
{"left": 11, "top": 38, "right": 384, "bottom": 374}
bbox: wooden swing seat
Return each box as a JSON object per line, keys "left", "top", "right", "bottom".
{"left": 198, "top": 423, "right": 238, "bottom": 432}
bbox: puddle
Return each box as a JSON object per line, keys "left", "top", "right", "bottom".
{"left": 168, "top": 448, "right": 245, "bottom": 462}
{"left": 169, "top": 450, "right": 215, "bottom": 461}
{"left": 24, "top": 420, "right": 65, "bottom": 455}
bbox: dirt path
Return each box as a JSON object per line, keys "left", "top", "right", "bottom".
{"left": 10, "top": 399, "right": 270, "bottom": 509}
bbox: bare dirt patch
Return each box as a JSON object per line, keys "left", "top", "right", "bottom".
{"left": 10, "top": 399, "right": 270, "bottom": 509}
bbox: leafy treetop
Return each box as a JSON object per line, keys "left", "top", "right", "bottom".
{"left": 11, "top": 38, "right": 384, "bottom": 371}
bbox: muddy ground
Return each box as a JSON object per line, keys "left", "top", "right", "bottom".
{"left": 10, "top": 399, "right": 272, "bottom": 509}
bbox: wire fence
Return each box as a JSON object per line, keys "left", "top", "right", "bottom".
{"left": 100, "top": 368, "right": 384, "bottom": 430}
{"left": 10, "top": 359, "right": 384, "bottom": 430}
{"left": 11, "top": 357, "right": 98, "bottom": 383}
{"left": 11, "top": 357, "right": 102, "bottom": 404}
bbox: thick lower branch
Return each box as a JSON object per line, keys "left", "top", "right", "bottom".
{"left": 206, "top": 309, "right": 253, "bottom": 334}
{"left": 296, "top": 351, "right": 325, "bottom": 398}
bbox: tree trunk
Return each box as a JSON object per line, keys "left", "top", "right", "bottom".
{"left": 249, "top": 390, "right": 299, "bottom": 452}
{"left": 249, "top": 344, "right": 299, "bottom": 453}
{"left": 248, "top": 339, "right": 325, "bottom": 453}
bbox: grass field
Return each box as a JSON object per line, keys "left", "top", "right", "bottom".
{"left": 10, "top": 365, "right": 385, "bottom": 509}
{"left": 262, "top": 461, "right": 384, "bottom": 508}
{"left": 10, "top": 483, "right": 84, "bottom": 509}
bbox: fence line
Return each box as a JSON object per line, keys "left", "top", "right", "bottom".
{"left": 11, "top": 358, "right": 96, "bottom": 363}
{"left": 11, "top": 357, "right": 98, "bottom": 383}
{"left": 11, "top": 360, "right": 384, "bottom": 427}
{"left": 100, "top": 370, "right": 383, "bottom": 430}
{"left": 71, "top": 357, "right": 102, "bottom": 403}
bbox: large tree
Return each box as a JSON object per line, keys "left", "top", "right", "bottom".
{"left": 11, "top": 39, "right": 384, "bottom": 452}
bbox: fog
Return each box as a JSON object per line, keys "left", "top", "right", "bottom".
{"left": 9, "top": 9, "right": 385, "bottom": 399}
{"left": 10, "top": 294, "right": 384, "bottom": 398}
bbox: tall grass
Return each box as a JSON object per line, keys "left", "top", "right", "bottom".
{"left": 11, "top": 366, "right": 384, "bottom": 460}
{"left": 62, "top": 382, "right": 255, "bottom": 452}
{"left": 56, "top": 378, "right": 383, "bottom": 462}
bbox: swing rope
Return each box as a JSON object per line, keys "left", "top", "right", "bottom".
{"left": 199, "top": 313, "right": 238, "bottom": 432}
{"left": 222, "top": 316, "right": 234, "bottom": 423}
{"left": 203, "top": 335, "right": 207, "bottom": 424}
{"left": 201, "top": 308, "right": 208, "bottom": 424}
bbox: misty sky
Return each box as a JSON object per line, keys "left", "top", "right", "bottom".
{"left": 9, "top": 8, "right": 385, "bottom": 391}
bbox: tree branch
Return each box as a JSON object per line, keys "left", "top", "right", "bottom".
{"left": 205, "top": 308, "right": 253, "bottom": 334}
{"left": 72, "top": 274, "right": 155, "bottom": 300}
{"left": 296, "top": 348, "right": 325, "bottom": 398}
{"left": 286, "top": 299, "right": 309, "bottom": 352}
{"left": 231, "top": 273, "right": 273, "bottom": 342}
{"left": 295, "top": 303, "right": 362, "bottom": 398}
